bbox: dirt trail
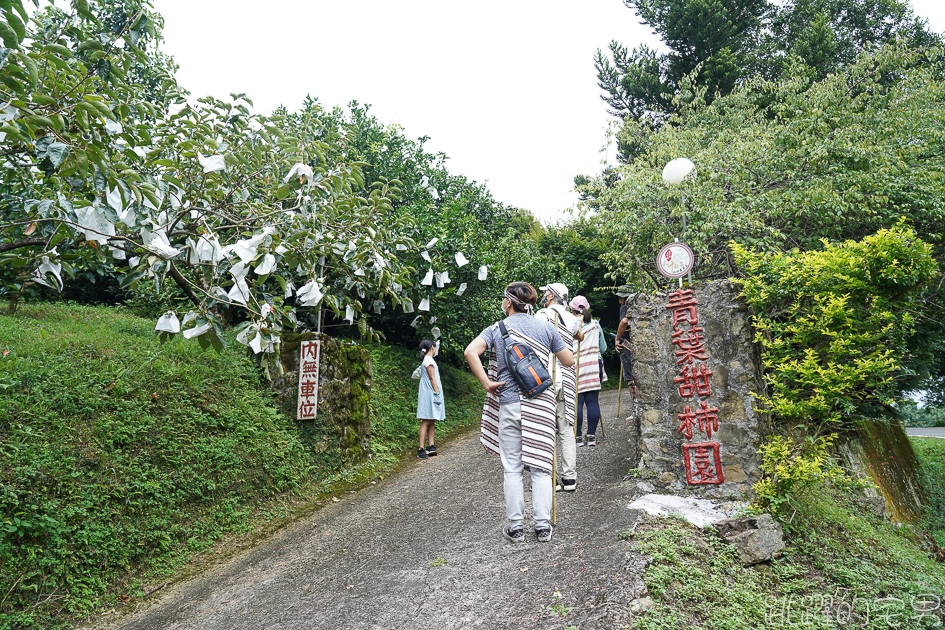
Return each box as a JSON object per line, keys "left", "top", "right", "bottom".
{"left": 96, "top": 389, "right": 646, "bottom": 630}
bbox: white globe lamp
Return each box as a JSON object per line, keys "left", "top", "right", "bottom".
{"left": 662, "top": 158, "right": 695, "bottom": 185}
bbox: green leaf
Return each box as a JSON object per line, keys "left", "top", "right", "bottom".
{"left": 96, "top": 59, "right": 110, "bottom": 81}
{"left": 75, "top": 0, "right": 96, "bottom": 21}
{"left": 0, "top": 19, "right": 17, "bottom": 49}
{"left": 43, "top": 43, "right": 72, "bottom": 58}
{"left": 89, "top": 100, "right": 114, "bottom": 121}
{"left": 77, "top": 40, "right": 104, "bottom": 53}
{"left": 5, "top": 10, "right": 25, "bottom": 43}
{"left": 119, "top": 269, "right": 146, "bottom": 289}
{"left": 19, "top": 52, "right": 36, "bottom": 85}
{"left": 32, "top": 94, "right": 57, "bottom": 108}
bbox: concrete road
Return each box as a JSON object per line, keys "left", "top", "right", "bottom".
{"left": 89, "top": 390, "right": 648, "bottom": 630}
{"left": 906, "top": 427, "right": 945, "bottom": 438}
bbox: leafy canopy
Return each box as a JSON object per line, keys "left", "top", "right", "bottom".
{"left": 595, "top": 0, "right": 940, "bottom": 128}
{"left": 0, "top": 0, "right": 545, "bottom": 371}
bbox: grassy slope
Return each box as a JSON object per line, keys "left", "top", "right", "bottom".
{"left": 0, "top": 304, "right": 483, "bottom": 630}
{"left": 624, "top": 437, "right": 945, "bottom": 629}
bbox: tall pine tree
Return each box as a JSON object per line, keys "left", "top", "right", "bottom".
{"left": 596, "top": 0, "right": 940, "bottom": 125}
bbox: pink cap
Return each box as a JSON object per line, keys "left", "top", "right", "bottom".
{"left": 569, "top": 295, "right": 590, "bottom": 311}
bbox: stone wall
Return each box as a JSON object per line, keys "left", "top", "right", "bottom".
{"left": 272, "top": 333, "right": 372, "bottom": 462}
{"left": 624, "top": 280, "right": 768, "bottom": 499}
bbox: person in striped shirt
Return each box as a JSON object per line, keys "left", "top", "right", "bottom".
{"left": 464, "top": 282, "right": 573, "bottom": 543}
{"left": 536, "top": 282, "right": 584, "bottom": 493}
{"left": 569, "top": 295, "right": 606, "bottom": 447}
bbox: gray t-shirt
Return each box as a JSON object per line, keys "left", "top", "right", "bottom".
{"left": 478, "top": 313, "right": 566, "bottom": 406}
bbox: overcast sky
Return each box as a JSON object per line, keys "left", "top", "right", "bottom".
{"left": 152, "top": 0, "right": 945, "bottom": 223}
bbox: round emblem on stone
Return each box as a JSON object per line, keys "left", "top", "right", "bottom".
{"left": 656, "top": 242, "right": 694, "bottom": 278}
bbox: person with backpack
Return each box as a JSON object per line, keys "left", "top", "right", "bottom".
{"left": 569, "top": 295, "right": 606, "bottom": 447}
{"left": 415, "top": 339, "right": 444, "bottom": 459}
{"left": 535, "top": 282, "right": 584, "bottom": 492}
{"left": 464, "top": 281, "right": 573, "bottom": 543}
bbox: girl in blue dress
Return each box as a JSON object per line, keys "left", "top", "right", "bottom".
{"left": 416, "top": 339, "right": 445, "bottom": 459}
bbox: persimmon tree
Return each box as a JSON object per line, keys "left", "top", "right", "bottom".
{"left": 0, "top": 0, "right": 431, "bottom": 374}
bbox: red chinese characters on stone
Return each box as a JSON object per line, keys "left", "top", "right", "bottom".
{"left": 665, "top": 289, "right": 699, "bottom": 328}
{"left": 674, "top": 363, "right": 713, "bottom": 398}
{"left": 666, "top": 288, "right": 726, "bottom": 486}
{"left": 676, "top": 400, "right": 720, "bottom": 440}
{"left": 682, "top": 442, "right": 724, "bottom": 485}
{"left": 671, "top": 326, "right": 709, "bottom": 365}
{"left": 301, "top": 342, "right": 319, "bottom": 361}
{"left": 298, "top": 402, "right": 317, "bottom": 419}
{"left": 677, "top": 405, "right": 698, "bottom": 440}
{"left": 299, "top": 381, "right": 317, "bottom": 398}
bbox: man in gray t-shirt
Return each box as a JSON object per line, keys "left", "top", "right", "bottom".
{"left": 465, "top": 282, "right": 573, "bottom": 544}
{"left": 477, "top": 313, "right": 566, "bottom": 405}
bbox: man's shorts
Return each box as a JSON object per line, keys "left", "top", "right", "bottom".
{"left": 618, "top": 348, "right": 635, "bottom": 384}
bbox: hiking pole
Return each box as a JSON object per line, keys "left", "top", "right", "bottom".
{"left": 574, "top": 320, "right": 582, "bottom": 438}
{"left": 551, "top": 426, "right": 558, "bottom": 526}
{"left": 551, "top": 312, "right": 559, "bottom": 526}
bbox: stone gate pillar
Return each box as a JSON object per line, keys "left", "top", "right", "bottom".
{"left": 624, "top": 280, "right": 767, "bottom": 499}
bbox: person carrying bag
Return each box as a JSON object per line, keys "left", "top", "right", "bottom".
{"left": 464, "top": 282, "right": 573, "bottom": 544}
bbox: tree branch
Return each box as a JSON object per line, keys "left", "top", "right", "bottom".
{"left": 0, "top": 237, "right": 48, "bottom": 254}
{"left": 167, "top": 263, "right": 201, "bottom": 307}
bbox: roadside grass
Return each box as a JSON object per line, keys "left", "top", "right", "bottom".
{"left": 367, "top": 343, "right": 484, "bottom": 464}
{"left": 630, "top": 468, "right": 945, "bottom": 629}
{"left": 912, "top": 437, "right": 945, "bottom": 548}
{"left": 0, "top": 303, "right": 482, "bottom": 630}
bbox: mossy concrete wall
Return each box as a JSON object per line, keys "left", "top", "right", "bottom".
{"left": 272, "top": 333, "right": 372, "bottom": 462}
{"left": 838, "top": 420, "right": 926, "bottom": 522}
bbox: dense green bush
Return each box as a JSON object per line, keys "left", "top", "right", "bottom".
{"left": 733, "top": 225, "right": 938, "bottom": 435}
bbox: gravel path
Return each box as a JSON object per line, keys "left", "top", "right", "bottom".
{"left": 95, "top": 389, "right": 646, "bottom": 630}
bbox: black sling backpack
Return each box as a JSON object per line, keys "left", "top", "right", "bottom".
{"left": 498, "top": 321, "right": 553, "bottom": 399}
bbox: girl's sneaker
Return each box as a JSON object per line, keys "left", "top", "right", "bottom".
{"left": 417, "top": 447, "right": 429, "bottom": 459}
{"left": 577, "top": 435, "right": 586, "bottom": 447}
{"left": 425, "top": 445, "right": 438, "bottom": 456}
{"left": 586, "top": 435, "right": 597, "bottom": 447}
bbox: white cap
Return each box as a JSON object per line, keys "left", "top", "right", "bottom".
{"left": 539, "top": 283, "right": 569, "bottom": 300}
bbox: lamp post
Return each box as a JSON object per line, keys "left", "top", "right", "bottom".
{"left": 661, "top": 158, "right": 696, "bottom": 287}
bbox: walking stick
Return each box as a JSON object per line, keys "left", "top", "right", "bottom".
{"left": 574, "top": 320, "right": 582, "bottom": 437}
{"left": 551, "top": 423, "right": 557, "bottom": 525}
{"left": 551, "top": 314, "right": 559, "bottom": 525}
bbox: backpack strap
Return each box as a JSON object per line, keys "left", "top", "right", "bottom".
{"left": 498, "top": 320, "right": 512, "bottom": 340}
